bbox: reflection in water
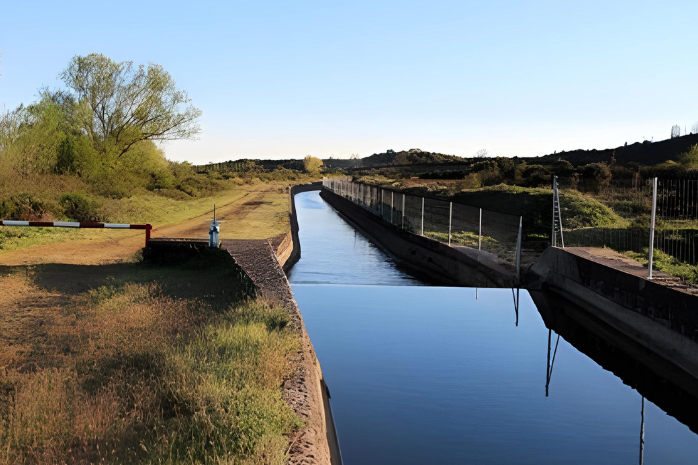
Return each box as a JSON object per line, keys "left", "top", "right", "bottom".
{"left": 640, "top": 396, "right": 645, "bottom": 465}
{"left": 533, "top": 289, "right": 698, "bottom": 465}
{"left": 531, "top": 290, "right": 698, "bottom": 435}
{"left": 290, "top": 191, "right": 698, "bottom": 464}
{"left": 545, "top": 329, "right": 560, "bottom": 397}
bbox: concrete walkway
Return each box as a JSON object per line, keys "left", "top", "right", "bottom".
{"left": 565, "top": 247, "right": 698, "bottom": 296}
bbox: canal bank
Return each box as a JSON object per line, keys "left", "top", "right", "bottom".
{"left": 145, "top": 181, "right": 340, "bottom": 465}
{"left": 288, "top": 190, "right": 698, "bottom": 464}
{"left": 319, "top": 185, "right": 698, "bottom": 387}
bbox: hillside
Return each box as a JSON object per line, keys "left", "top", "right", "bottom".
{"left": 324, "top": 149, "right": 466, "bottom": 169}
{"left": 536, "top": 133, "right": 698, "bottom": 167}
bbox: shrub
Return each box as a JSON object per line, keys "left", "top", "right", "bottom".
{"left": 0, "top": 193, "right": 56, "bottom": 221}
{"left": 59, "top": 192, "right": 101, "bottom": 222}
{"left": 678, "top": 144, "right": 698, "bottom": 168}
{"left": 578, "top": 163, "right": 612, "bottom": 190}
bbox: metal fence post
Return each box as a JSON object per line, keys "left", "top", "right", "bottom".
{"left": 381, "top": 189, "right": 384, "bottom": 218}
{"left": 402, "top": 193, "right": 405, "bottom": 229}
{"left": 516, "top": 216, "right": 523, "bottom": 285}
{"left": 648, "top": 177, "right": 658, "bottom": 279}
{"left": 421, "top": 197, "right": 424, "bottom": 236}
{"left": 391, "top": 191, "right": 394, "bottom": 224}
{"left": 448, "top": 201, "right": 453, "bottom": 246}
{"left": 552, "top": 176, "right": 557, "bottom": 247}
{"left": 478, "top": 208, "right": 482, "bottom": 250}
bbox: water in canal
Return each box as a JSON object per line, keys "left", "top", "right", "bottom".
{"left": 288, "top": 191, "right": 698, "bottom": 464}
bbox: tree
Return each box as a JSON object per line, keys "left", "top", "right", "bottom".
{"left": 671, "top": 124, "right": 681, "bottom": 138}
{"left": 474, "top": 149, "right": 488, "bottom": 158}
{"left": 58, "top": 53, "right": 201, "bottom": 159}
{"left": 303, "top": 155, "right": 323, "bottom": 174}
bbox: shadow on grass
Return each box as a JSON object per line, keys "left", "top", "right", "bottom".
{"left": 0, "top": 248, "right": 256, "bottom": 312}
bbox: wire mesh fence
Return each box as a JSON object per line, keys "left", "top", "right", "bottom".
{"left": 322, "top": 178, "right": 523, "bottom": 268}
{"left": 556, "top": 175, "right": 698, "bottom": 281}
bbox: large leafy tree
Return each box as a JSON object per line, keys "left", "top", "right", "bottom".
{"left": 303, "top": 155, "right": 323, "bottom": 174}
{"left": 58, "top": 53, "right": 201, "bottom": 158}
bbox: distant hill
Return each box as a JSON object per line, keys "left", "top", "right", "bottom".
{"left": 197, "top": 133, "right": 698, "bottom": 175}
{"left": 324, "top": 149, "right": 465, "bottom": 169}
{"left": 536, "top": 133, "right": 698, "bottom": 167}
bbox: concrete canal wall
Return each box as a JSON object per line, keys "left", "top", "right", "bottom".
{"left": 528, "top": 246, "right": 698, "bottom": 380}
{"left": 320, "top": 188, "right": 517, "bottom": 287}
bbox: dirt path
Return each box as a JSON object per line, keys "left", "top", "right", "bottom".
{"left": 0, "top": 183, "right": 289, "bottom": 267}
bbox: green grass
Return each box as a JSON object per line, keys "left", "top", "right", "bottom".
{"left": 0, "top": 226, "right": 76, "bottom": 251}
{"left": 428, "top": 230, "right": 515, "bottom": 263}
{"left": 0, "top": 254, "right": 301, "bottom": 464}
{"left": 624, "top": 249, "right": 698, "bottom": 284}
{"left": 0, "top": 179, "right": 294, "bottom": 252}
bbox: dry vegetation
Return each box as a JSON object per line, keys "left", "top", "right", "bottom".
{"left": 0, "top": 252, "right": 302, "bottom": 464}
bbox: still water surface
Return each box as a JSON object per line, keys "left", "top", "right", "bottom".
{"left": 288, "top": 191, "right": 698, "bottom": 464}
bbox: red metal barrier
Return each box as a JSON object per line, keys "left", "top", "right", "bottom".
{"left": 0, "top": 220, "right": 153, "bottom": 246}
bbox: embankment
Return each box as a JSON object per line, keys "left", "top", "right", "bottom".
{"left": 144, "top": 181, "right": 339, "bottom": 465}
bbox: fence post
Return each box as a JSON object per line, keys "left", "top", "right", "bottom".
{"left": 391, "top": 191, "right": 394, "bottom": 224}
{"left": 552, "top": 176, "right": 557, "bottom": 247}
{"left": 402, "top": 194, "right": 406, "bottom": 229}
{"left": 516, "top": 216, "right": 523, "bottom": 285}
{"left": 648, "top": 177, "right": 658, "bottom": 279}
{"left": 421, "top": 197, "right": 425, "bottom": 236}
{"left": 478, "top": 208, "right": 482, "bottom": 250}
{"left": 448, "top": 201, "right": 453, "bottom": 246}
{"left": 381, "top": 189, "right": 384, "bottom": 218}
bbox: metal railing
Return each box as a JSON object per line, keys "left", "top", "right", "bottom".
{"left": 323, "top": 177, "right": 525, "bottom": 280}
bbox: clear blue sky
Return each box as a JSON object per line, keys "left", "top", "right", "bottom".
{"left": 2, "top": 0, "right": 697, "bottom": 163}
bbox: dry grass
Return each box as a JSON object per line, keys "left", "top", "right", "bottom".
{"left": 0, "top": 256, "right": 301, "bottom": 464}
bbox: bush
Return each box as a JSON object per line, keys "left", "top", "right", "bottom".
{"left": 0, "top": 193, "right": 56, "bottom": 221}
{"left": 578, "top": 163, "right": 612, "bottom": 190}
{"left": 678, "top": 144, "right": 698, "bottom": 168}
{"left": 59, "top": 192, "right": 101, "bottom": 222}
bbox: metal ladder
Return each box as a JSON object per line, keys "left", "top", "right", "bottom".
{"left": 552, "top": 176, "right": 565, "bottom": 248}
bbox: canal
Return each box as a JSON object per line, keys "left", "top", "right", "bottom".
{"left": 288, "top": 191, "right": 698, "bottom": 464}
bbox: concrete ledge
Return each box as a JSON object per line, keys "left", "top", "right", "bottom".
{"left": 528, "top": 246, "right": 698, "bottom": 379}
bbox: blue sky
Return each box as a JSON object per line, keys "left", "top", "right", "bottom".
{"left": 2, "top": 0, "right": 698, "bottom": 163}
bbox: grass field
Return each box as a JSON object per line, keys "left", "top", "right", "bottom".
{"left": 0, "top": 249, "right": 302, "bottom": 464}
{"left": 0, "top": 179, "right": 293, "bottom": 253}
{"left": 0, "top": 179, "right": 311, "bottom": 464}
